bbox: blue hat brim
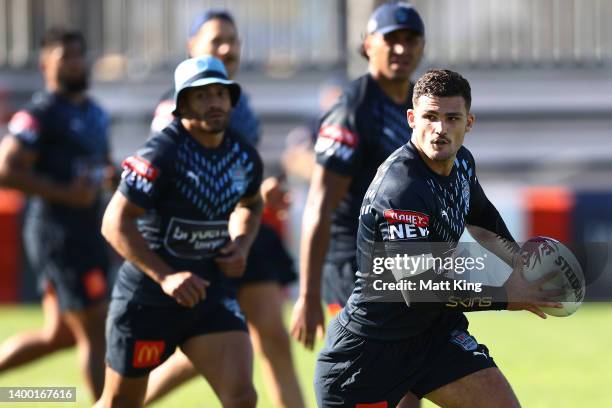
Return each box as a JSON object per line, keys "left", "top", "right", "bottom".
{"left": 173, "top": 78, "right": 241, "bottom": 115}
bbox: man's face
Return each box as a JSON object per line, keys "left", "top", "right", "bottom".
{"left": 42, "top": 41, "right": 88, "bottom": 93}
{"left": 179, "top": 83, "right": 232, "bottom": 133}
{"left": 365, "top": 29, "right": 424, "bottom": 81}
{"left": 408, "top": 95, "right": 474, "bottom": 165}
{"left": 189, "top": 19, "right": 240, "bottom": 78}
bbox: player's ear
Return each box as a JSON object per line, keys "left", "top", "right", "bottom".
{"left": 363, "top": 35, "right": 373, "bottom": 59}
{"left": 407, "top": 109, "right": 416, "bottom": 129}
{"left": 465, "top": 113, "right": 475, "bottom": 132}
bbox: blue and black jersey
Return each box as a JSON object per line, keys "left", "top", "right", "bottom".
{"left": 315, "top": 74, "right": 414, "bottom": 264}
{"left": 8, "top": 91, "right": 110, "bottom": 232}
{"left": 339, "top": 141, "right": 514, "bottom": 340}
{"left": 114, "top": 118, "right": 263, "bottom": 305}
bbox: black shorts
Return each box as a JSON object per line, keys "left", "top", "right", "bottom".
{"left": 231, "top": 224, "right": 297, "bottom": 289}
{"left": 315, "top": 314, "right": 496, "bottom": 407}
{"left": 23, "top": 219, "right": 109, "bottom": 311}
{"left": 105, "top": 296, "right": 248, "bottom": 377}
{"left": 321, "top": 257, "right": 357, "bottom": 308}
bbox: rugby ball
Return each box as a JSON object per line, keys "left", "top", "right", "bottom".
{"left": 520, "top": 236, "right": 585, "bottom": 317}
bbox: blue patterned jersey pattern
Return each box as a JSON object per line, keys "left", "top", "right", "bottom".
{"left": 114, "top": 118, "right": 263, "bottom": 305}
{"left": 8, "top": 91, "right": 110, "bottom": 230}
{"left": 314, "top": 74, "right": 414, "bottom": 261}
{"left": 339, "top": 141, "right": 512, "bottom": 340}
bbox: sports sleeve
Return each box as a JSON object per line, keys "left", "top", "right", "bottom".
{"left": 465, "top": 150, "right": 518, "bottom": 258}
{"left": 313, "top": 97, "right": 364, "bottom": 176}
{"left": 7, "top": 108, "right": 44, "bottom": 151}
{"left": 367, "top": 165, "right": 507, "bottom": 312}
{"left": 118, "top": 133, "right": 175, "bottom": 210}
{"left": 466, "top": 178, "right": 514, "bottom": 241}
{"left": 241, "top": 147, "right": 264, "bottom": 199}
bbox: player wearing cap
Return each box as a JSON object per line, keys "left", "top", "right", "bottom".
{"left": 145, "top": 10, "right": 304, "bottom": 408}
{"left": 290, "top": 3, "right": 426, "bottom": 405}
{"left": 314, "top": 69, "right": 563, "bottom": 407}
{"left": 0, "top": 28, "right": 113, "bottom": 401}
{"left": 95, "top": 56, "right": 263, "bottom": 408}
{"left": 290, "top": 1, "right": 424, "bottom": 344}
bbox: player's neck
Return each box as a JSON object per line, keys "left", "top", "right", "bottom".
{"left": 414, "top": 147, "right": 454, "bottom": 177}
{"left": 48, "top": 84, "right": 86, "bottom": 104}
{"left": 371, "top": 73, "right": 411, "bottom": 104}
{"left": 182, "top": 119, "right": 225, "bottom": 149}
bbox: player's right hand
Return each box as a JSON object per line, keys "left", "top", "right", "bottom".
{"left": 62, "top": 174, "right": 98, "bottom": 208}
{"left": 505, "top": 254, "right": 564, "bottom": 319}
{"left": 290, "top": 294, "right": 325, "bottom": 350}
{"left": 160, "top": 271, "right": 210, "bottom": 308}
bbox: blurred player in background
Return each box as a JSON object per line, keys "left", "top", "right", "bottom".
{"left": 0, "top": 28, "right": 114, "bottom": 400}
{"left": 96, "top": 56, "right": 263, "bottom": 408}
{"left": 290, "top": 3, "right": 426, "bottom": 405}
{"left": 146, "top": 10, "right": 304, "bottom": 408}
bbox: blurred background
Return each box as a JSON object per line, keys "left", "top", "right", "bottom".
{"left": 2, "top": 0, "right": 611, "bottom": 301}
{"left": 0, "top": 1, "right": 611, "bottom": 407}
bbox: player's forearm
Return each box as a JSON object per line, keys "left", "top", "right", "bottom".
{"left": 102, "top": 211, "right": 174, "bottom": 284}
{"left": 467, "top": 198, "right": 518, "bottom": 266}
{"left": 399, "top": 271, "right": 507, "bottom": 312}
{"left": 0, "top": 168, "right": 72, "bottom": 204}
{"left": 467, "top": 224, "right": 519, "bottom": 267}
{"left": 228, "top": 198, "right": 263, "bottom": 254}
{"left": 299, "top": 204, "right": 332, "bottom": 298}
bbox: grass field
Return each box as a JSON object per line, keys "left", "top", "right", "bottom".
{"left": 0, "top": 304, "right": 610, "bottom": 407}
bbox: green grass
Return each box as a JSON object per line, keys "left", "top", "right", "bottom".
{"left": 1, "top": 304, "right": 611, "bottom": 407}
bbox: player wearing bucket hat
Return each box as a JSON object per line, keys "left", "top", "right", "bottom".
{"left": 97, "top": 53, "right": 264, "bottom": 407}
{"left": 145, "top": 9, "right": 304, "bottom": 408}
{"left": 172, "top": 55, "right": 241, "bottom": 115}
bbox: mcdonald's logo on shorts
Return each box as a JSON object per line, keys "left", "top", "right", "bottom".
{"left": 132, "top": 340, "right": 165, "bottom": 368}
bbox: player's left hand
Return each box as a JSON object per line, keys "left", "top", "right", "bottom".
{"left": 505, "top": 254, "right": 565, "bottom": 319}
{"left": 215, "top": 240, "right": 248, "bottom": 278}
{"left": 261, "top": 176, "right": 291, "bottom": 213}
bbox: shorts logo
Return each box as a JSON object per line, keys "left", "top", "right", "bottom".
{"left": 121, "top": 156, "right": 159, "bottom": 195}
{"left": 384, "top": 209, "right": 429, "bottom": 240}
{"left": 82, "top": 267, "right": 107, "bottom": 300}
{"left": 450, "top": 330, "right": 478, "bottom": 351}
{"left": 133, "top": 340, "right": 165, "bottom": 368}
{"left": 8, "top": 110, "right": 40, "bottom": 142}
{"left": 356, "top": 402, "right": 388, "bottom": 408}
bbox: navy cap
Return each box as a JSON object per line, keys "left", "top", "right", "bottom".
{"left": 367, "top": 2, "right": 424, "bottom": 36}
{"left": 173, "top": 55, "right": 241, "bottom": 115}
{"left": 189, "top": 9, "right": 235, "bottom": 38}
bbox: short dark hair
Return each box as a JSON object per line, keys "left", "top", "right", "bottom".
{"left": 40, "top": 27, "right": 86, "bottom": 53}
{"left": 412, "top": 69, "right": 472, "bottom": 110}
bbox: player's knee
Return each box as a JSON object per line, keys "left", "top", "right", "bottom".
{"left": 219, "top": 384, "right": 257, "bottom": 408}
{"left": 251, "top": 315, "right": 290, "bottom": 346}
{"left": 42, "top": 327, "right": 74, "bottom": 349}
